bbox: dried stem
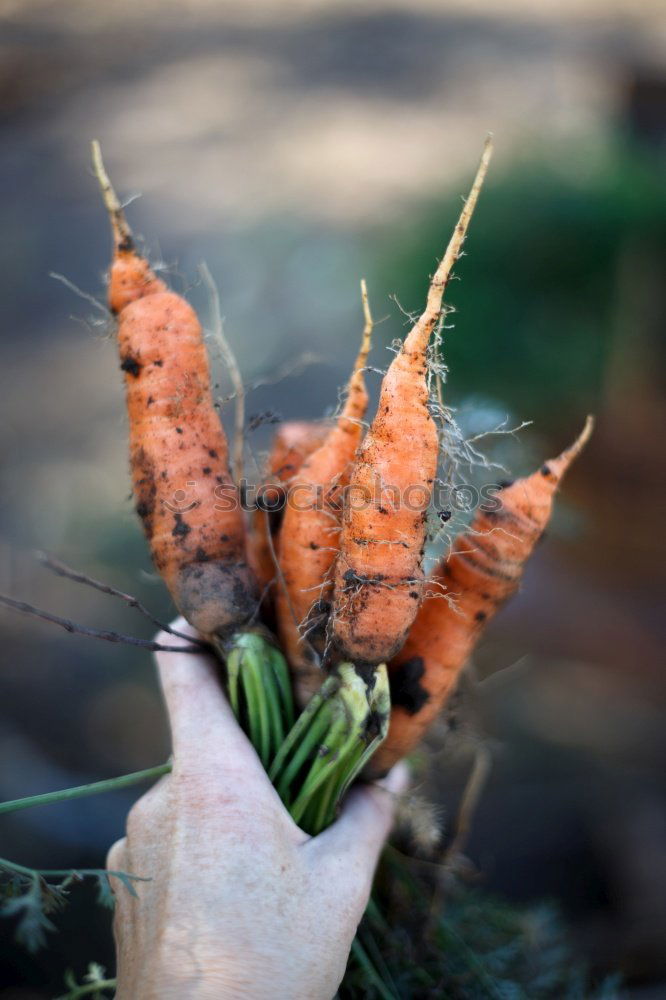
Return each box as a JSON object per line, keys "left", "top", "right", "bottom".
{"left": 426, "top": 743, "right": 492, "bottom": 930}
{"left": 442, "top": 743, "right": 492, "bottom": 867}
{"left": 38, "top": 552, "right": 206, "bottom": 646}
{"left": 0, "top": 594, "right": 199, "bottom": 653}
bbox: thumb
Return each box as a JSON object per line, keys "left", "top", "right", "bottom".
{"left": 312, "top": 762, "right": 409, "bottom": 874}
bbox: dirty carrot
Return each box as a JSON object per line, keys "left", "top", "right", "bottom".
{"left": 91, "top": 141, "right": 256, "bottom": 639}
{"left": 247, "top": 420, "right": 331, "bottom": 594}
{"left": 276, "top": 282, "right": 374, "bottom": 706}
{"left": 329, "top": 138, "right": 493, "bottom": 669}
{"left": 370, "top": 417, "right": 594, "bottom": 776}
{"left": 267, "top": 421, "right": 333, "bottom": 483}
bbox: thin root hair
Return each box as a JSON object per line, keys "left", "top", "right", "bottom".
{"left": 48, "top": 273, "right": 109, "bottom": 317}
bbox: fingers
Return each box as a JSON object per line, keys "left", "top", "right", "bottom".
{"left": 154, "top": 618, "right": 266, "bottom": 777}
{"left": 309, "top": 762, "right": 409, "bottom": 875}
{"left": 106, "top": 836, "right": 127, "bottom": 874}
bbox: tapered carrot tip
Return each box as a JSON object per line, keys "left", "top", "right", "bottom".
{"left": 358, "top": 278, "right": 373, "bottom": 368}
{"left": 351, "top": 278, "right": 373, "bottom": 374}
{"left": 340, "top": 279, "right": 374, "bottom": 415}
{"left": 91, "top": 139, "right": 135, "bottom": 253}
{"left": 543, "top": 415, "right": 595, "bottom": 484}
{"left": 405, "top": 134, "right": 494, "bottom": 356}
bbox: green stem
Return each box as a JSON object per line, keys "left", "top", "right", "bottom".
{"left": 322, "top": 743, "right": 366, "bottom": 829}
{"left": 0, "top": 763, "right": 172, "bottom": 816}
{"left": 268, "top": 646, "right": 295, "bottom": 730}
{"left": 0, "top": 857, "right": 146, "bottom": 883}
{"left": 358, "top": 922, "right": 401, "bottom": 998}
{"left": 262, "top": 658, "right": 286, "bottom": 756}
{"left": 336, "top": 662, "right": 390, "bottom": 804}
{"left": 439, "top": 920, "right": 506, "bottom": 1000}
{"left": 269, "top": 675, "right": 339, "bottom": 781}
{"left": 350, "top": 938, "right": 399, "bottom": 1000}
{"left": 240, "top": 661, "right": 263, "bottom": 755}
{"left": 337, "top": 734, "right": 383, "bottom": 803}
{"left": 290, "top": 725, "right": 359, "bottom": 825}
{"left": 218, "top": 632, "right": 294, "bottom": 766}
{"left": 306, "top": 749, "right": 354, "bottom": 834}
{"left": 56, "top": 978, "right": 117, "bottom": 999}
{"left": 297, "top": 663, "right": 391, "bottom": 833}
{"left": 310, "top": 769, "right": 341, "bottom": 833}
{"left": 242, "top": 659, "right": 269, "bottom": 766}
{"left": 292, "top": 713, "right": 350, "bottom": 797}
{"left": 0, "top": 857, "right": 54, "bottom": 878}
{"left": 227, "top": 653, "right": 241, "bottom": 717}
{"left": 252, "top": 658, "right": 272, "bottom": 765}
{"left": 275, "top": 703, "right": 332, "bottom": 801}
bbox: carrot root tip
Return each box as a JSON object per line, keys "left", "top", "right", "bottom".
{"left": 91, "top": 139, "right": 135, "bottom": 251}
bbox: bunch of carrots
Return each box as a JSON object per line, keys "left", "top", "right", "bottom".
{"left": 91, "top": 136, "right": 593, "bottom": 836}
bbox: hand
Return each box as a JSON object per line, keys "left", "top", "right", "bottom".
{"left": 107, "top": 619, "right": 408, "bottom": 1000}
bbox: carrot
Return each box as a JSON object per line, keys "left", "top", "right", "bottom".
{"left": 276, "top": 282, "right": 374, "bottom": 706}
{"left": 91, "top": 142, "right": 256, "bottom": 639}
{"left": 328, "top": 138, "right": 493, "bottom": 669}
{"left": 247, "top": 421, "right": 331, "bottom": 594}
{"left": 370, "top": 416, "right": 594, "bottom": 775}
{"left": 267, "top": 421, "right": 333, "bottom": 482}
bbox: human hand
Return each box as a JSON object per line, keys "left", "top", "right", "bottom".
{"left": 107, "top": 619, "right": 408, "bottom": 1000}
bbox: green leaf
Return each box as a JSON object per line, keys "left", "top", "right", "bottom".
{"left": 0, "top": 873, "right": 56, "bottom": 953}
{"left": 95, "top": 874, "right": 115, "bottom": 910}
{"left": 108, "top": 869, "right": 142, "bottom": 898}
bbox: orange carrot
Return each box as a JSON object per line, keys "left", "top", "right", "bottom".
{"left": 268, "top": 421, "right": 333, "bottom": 482}
{"left": 276, "top": 282, "right": 374, "bottom": 705}
{"left": 92, "top": 142, "right": 256, "bottom": 639}
{"left": 370, "top": 417, "right": 594, "bottom": 775}
{"left": 328, "top": 139, "right": 493, "bottom": 669}
{"left": 247, "top": 421, "right": 331, "bottom": 594}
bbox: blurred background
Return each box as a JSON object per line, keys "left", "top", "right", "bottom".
{"left": 1, "top": 0, "right": 664, "bottom": 995}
